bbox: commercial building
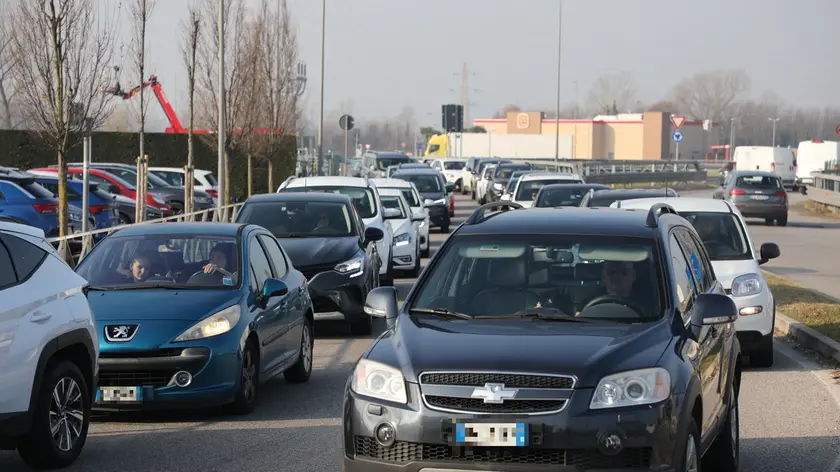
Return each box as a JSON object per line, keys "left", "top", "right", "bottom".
{"left": 473, "top": 111, "right": 720, "bottom": 160}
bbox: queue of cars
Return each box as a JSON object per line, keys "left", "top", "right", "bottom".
{"left": 1, "top": 157, "right": 789, "bottom": 471}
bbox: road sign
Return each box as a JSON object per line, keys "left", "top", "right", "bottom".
{"left": 836, "top": 124, "right": 840, "bottom": 136}
{"left": 672, "top": 131, "right": 683, "bottom": 143}
{"left": 670, "top": 115, "right": 686, "bottom": 130}
{"left": 339, "top": 114, "right": 355, "bottom": 131}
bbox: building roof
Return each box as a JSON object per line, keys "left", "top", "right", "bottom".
{"left": 459, "top": 207, "right": 659, "bottom": 238}
{"left": 112, "top": 222, "right": 246, "bottom": 238}
{"left": 611, "top": 197, "right": 735, "bottom": 213}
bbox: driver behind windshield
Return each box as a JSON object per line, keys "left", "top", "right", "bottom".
{"left": 203, "top": 243, "right": 236, "bottom": 277}
{"left": 591, "top": 260, "right": 654, "bottom": 316}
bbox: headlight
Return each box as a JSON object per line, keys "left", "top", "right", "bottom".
{"left": 493, "top": 183, "right": 503, "bottom": 190}
{"left": 351, "top": 359, "right": 407, "bottom": 404}
{"left": 335, "top": 257, "right": 364, "bottom": 277}
{"left": 590, "top": 367, "right": 670, "bottom": 410}
{"left": 393, "top": 233, "right": 411, "bottom": 247}
{"left": 173, "top": 305, "right": 240, "bottom": 342}
{"left": 731, "top": 273, "right": 761, "bottom": 297}
{"left": 433, "top": 198, "right": 446, "bottom": 205}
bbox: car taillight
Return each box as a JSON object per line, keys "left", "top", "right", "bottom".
{"left": 730, "top": 189, "right": 745, "bottom": 196}
{"left": 206, "top": 189, "right": 218, "bottom": 198}
{"left": 88, "top": 205, "right": 112, "bottom": 215}
{"left": 770, "top": 162, "right": 775, "bottom": 170}
{"left": 774, "top": 191, "right": 787, "bottom": 199}
{"left": 32, "top": 203, "right": 58, "bottom": 214}
{"left": 449, "top": 194, "right": 455, "bottom": 212}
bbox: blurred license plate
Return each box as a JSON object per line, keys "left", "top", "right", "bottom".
{"left": 97, "top": 386, "right": 142, "bottom": 403}
{"left": 750, "top": 195, "right": 769, "bottom": 200}
{"left": 455, "top": 422, "right": 528, "bottom": 447}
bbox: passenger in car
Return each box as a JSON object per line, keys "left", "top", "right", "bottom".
{"left": 127, "top": 254, "right": 155, "bottom": 282}
{"left": 602, "top": 261, "right": 636, "bottom": 298}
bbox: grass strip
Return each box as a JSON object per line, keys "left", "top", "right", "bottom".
{"left": 764, "top": 271, "right": 840, "bottom": 342}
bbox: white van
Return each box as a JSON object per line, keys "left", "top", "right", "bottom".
{"left": 732, "top": 146, "right": 797, "bottom": 190}
{"left": 795, "top": 140, "right": 838, "bottom": 194}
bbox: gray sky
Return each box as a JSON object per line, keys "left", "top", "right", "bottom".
{"left": 125, "top": 0, "right": 839, "bottom": 130}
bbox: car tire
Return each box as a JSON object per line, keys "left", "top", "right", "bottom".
{"left": 674, "top": 417, "right": 701, "bottom": 472}
{"left": 229, "top": 340, "right": 259, "bottom": 415}
{"left": 702, "top": 386, "right": 740, "bottom": 471}
{"left": 471, "top": 189, "right": 476, "bottom": 200}
{"left": 379, "top": 256, "right": 395, "bottom": 286}
{"left": 800, "top": 186, "right": 807, "bottom": 195}
{"left": 776, "top": 216, "right": 788, "bottom": 226}
{"left": 285, "top": 318, "right": 314, "bottom": 383}
{"left": 750, "top": 334, "right": 774, "bottom": 367}
{"left": 17, "top": 360, "right": 91, "bottom": 470}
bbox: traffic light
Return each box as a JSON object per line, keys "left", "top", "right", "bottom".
{"left": 441, "top": 104, "right": 464, "bottom": 133}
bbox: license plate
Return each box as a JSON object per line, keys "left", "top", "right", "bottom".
{"left": 750, "top": 195, "right": 769, "bottom": 200}
{"left": 97, "top": 386, "right": 143, "bottom": 403}
{"left": 455, "top": 422, "right": 528, "bottom": 447}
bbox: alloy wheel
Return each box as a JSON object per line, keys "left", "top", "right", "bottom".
{"left": 49, "top": 377, "right": 84, "bottom": 452}
{"left": 730, "top": 401, "right": 739, "bottom": 459}
{"left": 302, "top": 324, "right": 313, "bottom": 373}
{"left": 241, "top": 349, "right": 257, "bottom": 402}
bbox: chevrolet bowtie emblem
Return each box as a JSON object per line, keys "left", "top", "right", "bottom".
{"left": 470, "top": 383, "right": 518, "bottom": 404}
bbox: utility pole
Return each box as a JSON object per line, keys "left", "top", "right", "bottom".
{"left": 454, "top": 64, "right": 477, "bottom": 130}
{"left": 317, "top": 0, "right": 326, "bottom": 175}
{"left": 217, "top": 0, "right": 226, "bottom": 212}
{"left": 768, "top": 117, "right": 780, "bottom": 146}
{"left": 554, "top": 0, "right": 563, "bottom": 162}
{"left": 729, "top": 118, "right": 736, "bottom": 161}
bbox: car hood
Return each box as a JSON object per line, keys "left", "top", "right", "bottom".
{"left": 279, "top": 236, "right": 360, "bottom": 267}
{"left": 710, "top": 259, "right": 760, "bottom": 290}
{"left": 369, "top": 316, "right": 673, "bottom": 388}
{"left": 420, "top": 192, "right": 446, "bottom": 202}
{"left": 86, "top": 289, "right": 242, "bottom": 321}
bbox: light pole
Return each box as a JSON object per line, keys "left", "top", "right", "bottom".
{"left": 317, "top": 0, "right": 326, "bottom": 175}
{"left": 729, "top": 117, "right": 736, "bottom": 161}
{"left": 554, "top": 0, "right": 563, "bottom": 162}
{"left": 217, "top": 0, "right": 226, "bottom": 211}
{"left": 768, "top": 117, "right": 780, "bottom": 146}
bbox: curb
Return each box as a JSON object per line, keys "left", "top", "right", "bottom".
{"left": 774, "top": 312, "right": 840, "bottom": 364}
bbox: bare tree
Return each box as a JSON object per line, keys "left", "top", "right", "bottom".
{"left": 181, "top": 3, "right": 201, "bottom": 214}
{"left": 0, "top": 6, "right": 18, "bottom": 129}
{"left": 647, "top": 100, "right": 679, "bottom": 113}
{"left": 9, "top": 0, "right": 116, "bottom": 240}
{"left": 101, "top": 105, "right": 137, "bottom": 131}
{"left": 586, "top": 72, "right": 640, "bottom": 114}
{"left": 492, "top": 104, "right": 521, "bottom": 119}
{"left": 671, "top": 69, "right": 751, "bottom": 122}
{"left": 129, "top": 0, "right": 156, "bottom": 220}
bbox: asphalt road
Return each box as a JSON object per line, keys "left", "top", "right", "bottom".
{"left": 3, "top": 193, "right": 840, "bottom": 472}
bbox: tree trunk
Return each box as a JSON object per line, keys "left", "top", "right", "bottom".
{"left": 0, "top": 80, "right": 12, "bottom": 129}
{"left": 224, "top": 150, "right": 231, "bottom": 206}
{"left": 247, "top": 154, "right": 253, "bottom": 197}
{"left": 56, "top": 149, "right": 68, "bottom": 237}
{"left": 268, "top": 160, "right": 274, "bottom": 192}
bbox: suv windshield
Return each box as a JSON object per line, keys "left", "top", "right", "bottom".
{"left": 412, "top": 234, "right": 663, "bottom": 322}
{"left": 679, "top": 212, "right": 752, "bottom": 260}
{"left": 279, "top": 186, "right": 378, "bottom": 219}
{"left": 516, "top": 179, "right": 580, "bottom": 201}
{"left": 75, "top": 235, "right": 241, "bottom": 289}
{"left": 494, "top": 165, "right": 530, "bottom": 179}
{"left": 393, "top": 174, "right": 441, "bottom": 193}
{"left": 444, "top": 161, "right": 466, "bottom": 170}
{"left": 236, "top": 200, "right": 355, "bottom": 237}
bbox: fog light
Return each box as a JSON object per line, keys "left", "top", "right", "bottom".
{"left": 174, "top": 371, "right": 192, "bottom": 387}
{"left": 375, "top": 422, "right": 396, "bottom": 447}
{"left": 598, "top": 432, "right": 623, "bottom": 455}
{"left": 739, "top": 306, "right": 762, "bottom": 316}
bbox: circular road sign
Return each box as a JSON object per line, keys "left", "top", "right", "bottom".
{"left": 339, "top": 114, "right": 355, "bottom": 131}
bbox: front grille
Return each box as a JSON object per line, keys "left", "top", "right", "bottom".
{"left": 298, "top": 262, "right": 339, "bottom": 280}
{"left": 424, "top": 396, "right": 566, "bottom": 414}
{"left": 98, "top": 370, "right": 176, "bottom": 388}
{"left": 420, "top": 372, "right": 575, "bottom": 389}
{"left": 100, "top": 348, "right": 183, "bottom": 359}
{"left": 353, "top": 436, "right": 651, "bottom": 467}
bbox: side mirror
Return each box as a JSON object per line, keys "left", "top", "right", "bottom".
{"left": 690, "top": 293, "right": 738, "bottom": 334}
{"left": 500, "top": 194, "right": 511, "bottom": 201}
{"left": 411, "top": 214, "right": 425, "bottom": 222}
{"left": 364, "top": 286, "right": 399, "bottom": 328}
{"left": 758, "top": 242, "right": 780, "bottom": 265}
{"left": 262, "top": 278, "right": 289, "bottom": 299}
{"left": 383, "top": 208, "right": 402, "bottom": 219}
{"left": 424, "top": 198, "right": 436, "bottom": 206}
{"left": 445, "top": 182, "right": 454, "bottom": 193}
{"left": 364, "top": 226, "right": 384, "bottom": 242}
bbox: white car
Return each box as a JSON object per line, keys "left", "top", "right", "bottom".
{"left": 0, "top": 222, "right": 99, "bottom": 468}
{"left": 371, "top": 178, "right": 430, "bottom": 257}
{"left": 148, "top": 166, "right": 219, "bottom": 201}
{"left": 428, "top": 159, "right": 467, "bottom": 191}
{"left": 611, "top": 197, "right": 780, "bottom": 366}
{"left": 278, "top": 176, "right": 397, "bottom": 286}
{"left": 511, "top": 172, "right": 584, "bottom": 208}
{"left": 377, "top": 188, "right": 422, "bottom": 277}
{"left": 475, "top": 164, "right": 498, "bottom": 205}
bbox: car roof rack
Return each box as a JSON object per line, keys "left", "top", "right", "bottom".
{"left": 645, "top": 202, "right": 678, "bottom": 228}
{"left": 465, "top": 201, "right": 523, "bottom": 225}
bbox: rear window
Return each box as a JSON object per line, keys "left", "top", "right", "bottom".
{"left": 37, "top": 181, "right": 81, "bottom": 199}
{"left": 494, "top": 165, "right": 530, "bottom": 179}
{"left": 735, "top": 175, "right": 781, "bottom": 189}
{"left": 515, "top": 179, "right": 582, "bottom": 202}
{"left": 376, "top": 156, "right": 415, "bottom": 170}
{"left": 443, "top": 161, "right": 466, "bottom": 170}
{"left": 19, "top": 181, "right": 57, "bottom": 199}
{"left": 204, "top": 173, "right": 218, "bottom": 186}
{"left": 91, "top": 186, "right": 115, "bottom": 201}
{"left": 394, "top": 174, "right": 441, "bottom": 193}
{"left": 400, "top": 189, "right": 420, "bottom": 207}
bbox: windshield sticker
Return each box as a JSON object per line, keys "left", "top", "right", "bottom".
{"left": 689, "top": 252, "right": 704, "bottom": 284}
{"left": 222, "top": 277, "right": 233, "bottom": 286}
{"left": 479, "top": 245, "right": 500, "bottom": 252}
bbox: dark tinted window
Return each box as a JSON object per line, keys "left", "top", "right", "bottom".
{"left": 393, "top": 174, "right": 441, "bottom": 193}
{"left": 381, "top": 195, "right": 407, "bottom": 218}
{"left": 204, "top": 174, "right": 218, "bottom": 185}
{"left": 249, "top": 238, "right": 273, "bottom": 292}
{"left": 237, "top": 200, "right": 355, "bottom": 237}
{"left": 0, "top": 238, "right": 18, "bottom": 288}
{"left": 259, "top": 235, "right": 288, "bottom": 278}
{"left": 679, "top": 212, "right": 751, "bottom": 261}
{"left": 1, "top": 234, "right": 47, "bottom": 282}
{"left": 515, "top": 179, "right": 582, "bottom": 202}
{"left": 536, "top": 187, "right": 602, "bottom": 207}
{"left": 19, "top": 181, "right": 56, "bottom": 199}
{"left": 443, "top": 161, "right": 466, "bottom": 170}
{"left": 376, "top": 156, "right": 414, "bottom": 170}
{"left": 91, "top": 186, "right": 115, "bottom": 201}
{"left": 494, "top": 165, "right": 530, "bottom": 179}
{"left": 669, "top": 234, "right": 696, "bottom": 321}
{"left": 735, "top": 175, "right": 781, "bottom": 189}
{"left": 400, "top": 189, "right": 420, "bottom": 206}
{"left": 38, "top": 181, "right": 82, "bottom": 199}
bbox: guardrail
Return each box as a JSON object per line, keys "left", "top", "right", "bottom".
{"left": 50, "top": 203, "right": 244, "bottom": 266}
{"left": 808, "top": 173, "right": 840, "bottom": 212}
{"left": 505, "top": 160, "right": 710, "bottom": 186}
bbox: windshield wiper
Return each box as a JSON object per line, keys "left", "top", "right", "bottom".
{"left": 476, "top": 310, "right": 593, "bottom": 323}
{"left": 409, "top": 308, "right": 475, "bottom": 320}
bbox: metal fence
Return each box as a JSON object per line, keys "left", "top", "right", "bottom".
{"left": 510, "top": 160, "right": 711, "bottom": 185}
{"left": 809, "top": 173, "right": 840, "bottom": 209}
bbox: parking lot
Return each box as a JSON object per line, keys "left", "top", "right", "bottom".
{"left": 3, "top": 193, "right": 840, "bottom": 472}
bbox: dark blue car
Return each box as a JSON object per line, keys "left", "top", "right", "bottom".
{"left": 33, "top": 176, "right": 117, "bottom": 230}
{"left": 74, "top": 222, "right": 315, "bottom": 414}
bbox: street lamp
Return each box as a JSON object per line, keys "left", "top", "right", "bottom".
{"left": 554, "top": 0, "right": 563, "bottom": 162}
{"left": 768, "top": 117, "right": 780, "bottom": 147}
{"left": 317, "top": 0, "right": 326, "bottom": 175}
{"left": 729, "top": 117, "right": 737, "bottom": 161}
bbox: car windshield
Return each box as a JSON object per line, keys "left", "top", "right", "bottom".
{"left": 381, "top": 196, "right": 406, "bottom": 218}
{"left": 278, "top": 185, "right": 378, "bottom": 219}
{"left": 506, "top": 177, "right": 521, "bottom": 192}
{"left": 495, "top": 166, "right": 530, "bottom": 179}
{"left": 412, "top": 234, "right": 663, "bottom": 322}
{"left": 679, "top": 212, "right": 752, "bottom": 260}
{"left": 75, "top": 235, "right": 241, "bottom": 289}
{"left": 236, "top": 200, "right": 355, "bottom": 237}
{"left": 14, "top": 180, "right": 56, "bottom": 199}
{"left": 536, "top": 187, "right": 597, "bottom": 207}
{"left": 376, "top": 157, "right": 414, "bottom": 170}
{"left": 397, "top": 188, "right": 420, "bottom": 206}
{"left": 444, "top": 161, "right": 466, "bottom": 170}
{"left": 735, "top": 175, "right": 781, "bottom": 189}
{"left": 516, "top": 179, "right": 580, "bottom": 201}
{"left": 394, "top": 174, "right": 441, "bottom": 193}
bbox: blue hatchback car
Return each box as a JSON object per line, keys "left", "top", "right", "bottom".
{"left": 0, "top": 167, "right": 85, "bottom": 236}
{"left": 34, "top": 176, "right": 117, "bottom": 230}
{"left": 74, "top": 222, "right": 315, "bottom": 414}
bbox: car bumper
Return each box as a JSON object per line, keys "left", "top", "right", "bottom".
{"left": 417, "top": 221, "right": 430, "bottom": 250}
{"left": 427, "top": 205, "right": 450, "bottom": 227}
{"left": 343, "top": 385, "right": 683, "bottom": 472}
{"left": 94, "top": 324, "right": 242, "bottom": 410}
{"left": 308, "top": 269, "right": 368, "bottom": 323}
{"left": 730, "top": 289, "right": 774, "bottom": 338}
{"left": 732, "top": 202, "right": 787, "bottom": 218}
{"left": 392, "top": 241, "right": 417, "bottom": 271}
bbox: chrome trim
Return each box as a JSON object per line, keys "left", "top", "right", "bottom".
{"left": 420, "top": 394, "right": 570, "bottom": 416}
{"left": 419, "top": 370, "right": 578, "bottom": 389}
{"left": 104, "top": 324, "right": 140, "bottom": 343}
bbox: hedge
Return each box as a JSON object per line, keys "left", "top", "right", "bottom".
{"left": 0, "top": 130, "right": 297, "bottom": 199}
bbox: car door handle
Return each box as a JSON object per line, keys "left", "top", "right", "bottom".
{"left": 30, "top": 311, "right": 52, "bottom": 323}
